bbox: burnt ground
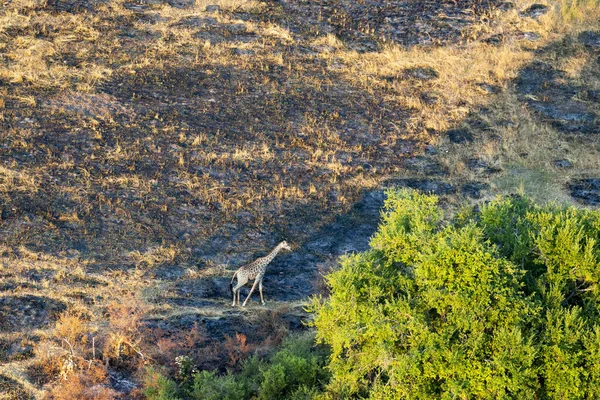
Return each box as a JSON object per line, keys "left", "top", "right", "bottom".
{"left": 1, "top": 0, "right": 599, "bottom": 396}
{"left": 514, "top": 30, "right": 600, "bottom": 204}
{"left": 242, "top": 0, "right": 500, "bottom": 50}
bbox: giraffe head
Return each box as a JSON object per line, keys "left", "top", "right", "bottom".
{"left": 280, "top": 241, "right": 292, "bottom": 251}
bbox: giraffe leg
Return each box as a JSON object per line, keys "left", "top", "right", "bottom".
{"left": 232, "top": 282, "right": 237, "bottom": 306}
{"left": 259, "top": 280, "right": 265, "bottom": 305}
{"left": 232, "top": 282, "right": 245, "bottom": 306}
{"left": 242, "top": 280, "right": 259, "bottom": 307}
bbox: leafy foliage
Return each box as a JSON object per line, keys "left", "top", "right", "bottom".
{"left": 310, "top": 189, "right": 600, "bottom": 399}
{"left": 142, "top": 332, "right": 329, "bottom": 400}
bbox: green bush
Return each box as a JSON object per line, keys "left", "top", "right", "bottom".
{"left": 310, "top": 189, "right": 600, "bottom": 399}
{"left": 257, "top": 333, "right": 329, "bottom": 399}
{"left": 142, "top": 332, "right": 329, "bottom": 400}
{"left": 142, "top": 366, "right": 180, "bottom": 400}
{"left": 191, "top": 370, "right": 247, "bottom": 400}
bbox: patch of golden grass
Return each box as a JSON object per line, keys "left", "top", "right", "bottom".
{"left": 553, "top": 0, "right": 600, "bottom": 28}
{"left": 0, "top": 166, "right": 38, "bottom": 194}
{"left": 318, "top": 25, "right": 541, "bottom": 140}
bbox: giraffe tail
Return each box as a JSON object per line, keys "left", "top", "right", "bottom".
{"left": 230, "top": 270, "right": 238, "bottom": 294}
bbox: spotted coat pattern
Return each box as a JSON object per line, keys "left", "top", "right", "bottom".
{"left": 230, "top": 241, "right": 292, "bottom": 307}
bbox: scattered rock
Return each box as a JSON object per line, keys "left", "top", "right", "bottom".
{"left": 521, "top": 4, "right": 550, "bottom": 19}
{"left": 122, "top": 0, "right": 163, "bottom": 11}
{"left": 404, "top": 66, "right": 439, "bottom": 81}
{"left": 347, "top": 40, "right": 380, "bottom": 53}
{"left": 205, "top": 4, "right": 221, "bottom": 13}
{"left": 578, "top": 31, "right": 600, "bottom": 48}
{"left": 484, "top": 34, "right": 504, "bottom": 45}
{"left": 404, "top": 156, "right": 448, "bottom": 175}
{"left": 584, "top": 90, "right": 600, "bottom": 102}
{"left": 498, "top": 2, "right": 515, "bottom": 11}
{"left": 276, "top": 0, "right": 499, "bottom": 48}
{"left": 420, "top": 91, "right": 439, "bottom": 105}
{"left": 194, "top": 31, "right": 226, "bottom": 45}
{"left": 389, "top": 179, "right": 455, "bottom": 195}
{"left": 225, "top": 23, "right": 247, "bottom": 35}
{"left": 425, "top": 145, "right": 438, "bottom": 155}
{"left": 136, "top": 12, "right": 170, "bottom": 24}
{"left": 176, "top": 16, "right": 218, "bottom": 28}
{"left": 461, "top": 182, "right": 490, "bottom": 199}
{"left": 167, "top": 0, "right": 195, "bottom": 8}
{"left": 478, "top": 83, "right": 501, "bottom": 94}
{"left": 233, "top": 48, "right": 255, "bottom": 56}
{"left": 517, "top": 31, "right": 542, "bottom": 41}
{"left": 466, "top": 158, "right": 501, "bottom": 174}
{"left": 569, "top": 178, "right": 600, "bottom": 205}
{"left": 108, "top": 370, "right": 138, "bottom": 394}
{"left": 46, "top": 0, "right": 107, "bottom": 12}
{"left": 447, "top": 129, "right": 474, "bottom": 144}
{"left": 554, "top": 159, "right": 573, "bottom": 168}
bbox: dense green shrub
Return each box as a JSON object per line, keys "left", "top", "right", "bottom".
{"left": 191, "top": 370, "right": 247, "bottom": 400}
{"left": 142, "top": 366, "right": 180, "bottom": 400}
{"left": 257, "top": 333, "right": 329, "bottom": 399}
{"left": 311, "top": 189, "right": 600, "bottom": 399}
{"left": 142, "top": 332, "right": 329, "bottom": 400}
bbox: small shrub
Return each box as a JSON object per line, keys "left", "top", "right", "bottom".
{"left": 250, "top": 307, "right": 290, "bottom": 347}
{"left": 54, "top": 313, "right": 90, "bottom": 346}
{"left": 187, "top": 332, "right": 329, "bottom": 400}
{"left": 224, "top": 333, "right": 253, "bottom": 367}
{"left": 143, "top": 323, "right": 216, "bottom": 373}
{"left": 104, "top": 295, "right": 148, "bottom": 368}
{"left": 288, "top": 385, "right": 322, "bottom": 400}
{"left": 258, "top": 333, "right": 329, "bottom": 400}
{"left": 191, "top": 370, "right": 247, "bottom": 400}
{"left": 48, "top": 362, "right": 116, "bottom": 400}
{"left": 174, "top": 355, "right": 197, "bottom": 386}
{"left": 142, "top": 366, "right": 180, "bottom": 400}
{"left": 143, "top": 332, "right": 329, "bottom": 400}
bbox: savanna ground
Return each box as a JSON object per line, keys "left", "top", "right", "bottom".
{"left": 0, "top": 0, "right": 599, "bottom": 397}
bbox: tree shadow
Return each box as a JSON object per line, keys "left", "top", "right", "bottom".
{"left": 513, "top": 30, "right": 600, "bottom": 204}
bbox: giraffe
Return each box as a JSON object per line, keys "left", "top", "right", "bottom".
{"left": 230, "top": 241, "right": 292, "bottom": 307}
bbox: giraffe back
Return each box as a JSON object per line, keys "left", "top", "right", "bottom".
{"left": 242, "top": 257, "right": 265, "bottom": 280}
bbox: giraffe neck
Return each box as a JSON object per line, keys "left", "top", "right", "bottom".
{"left": 262, "top": 243, "right": 283, "bottom": 265}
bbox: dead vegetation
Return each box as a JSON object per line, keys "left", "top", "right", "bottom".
{"left": 0, "top": 0, "right": 599, "bottom": 396}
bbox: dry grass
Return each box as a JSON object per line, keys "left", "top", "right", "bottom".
{"left": 0, "top": 0, "right": 599, "bottom": 395}
{"left": 431, "top": 3, "right": 600, "bottom": 206}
